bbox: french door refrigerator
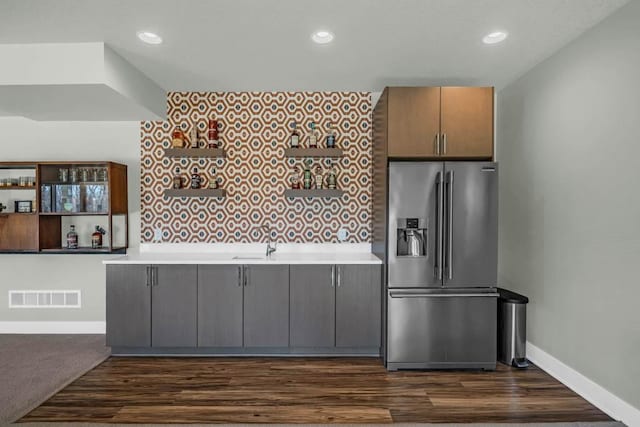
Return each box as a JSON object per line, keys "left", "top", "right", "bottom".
{"left": 385, "top": 161, "right": 498, "bottom": 371}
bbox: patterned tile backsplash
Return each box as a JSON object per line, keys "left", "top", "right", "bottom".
{"left": 141, "top": 92, "right": 372, "bottom": 243}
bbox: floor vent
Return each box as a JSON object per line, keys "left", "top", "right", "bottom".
{"left": 9, "top": 290, "right": 81, "bottom": 308}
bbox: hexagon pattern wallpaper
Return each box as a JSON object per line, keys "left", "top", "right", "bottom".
{"left": 140, "top": 92, "right": 372, "bottom": 243}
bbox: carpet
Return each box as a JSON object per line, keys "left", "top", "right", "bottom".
{"left": 0, "top": 334, "right": 110, "bottom": 424}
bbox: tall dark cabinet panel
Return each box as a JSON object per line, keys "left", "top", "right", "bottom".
{"left": 336, "top": 265, "right": 382, "bottom": 348}
{"left": 151, "top": 265, "right": 198, "bottom": 347}
{"left": 106, "top": 265, "right": 151, "bottom": 347}
{"left": 198, "top": 265, "right": 244, "bottom": 347}
{"left": 290, "top": 265, "right": 335, "bottom": 347}
{"left": 243, "top": 265, "right": 289, "bottom": 347}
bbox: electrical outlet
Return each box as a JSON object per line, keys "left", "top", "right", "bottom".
{"left": 337, "top": 228, "right": 348, "bottom": 242}
{"left": 154, "top": 228, "right": 163, "bottom": 242}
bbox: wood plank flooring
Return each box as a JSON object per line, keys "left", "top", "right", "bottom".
{"left": 20, "top": 357, "right": 611, "bottom": 424}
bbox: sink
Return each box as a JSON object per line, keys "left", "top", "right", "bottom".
{"left": 232, "top": 256, "right": 265, "bottom": 260}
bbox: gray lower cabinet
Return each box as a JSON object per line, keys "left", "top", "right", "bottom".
{"left": 243, "top": 265, "right": 290, "bottom": 347}
{"left": 151, "top": 265, "right": 198, "bottom": 347}
{"left": 106, "top": 265, "right": 151, "bottom": 347}
{"left": 336, "top": 264, "right": 382, "bottom": 348}
{"left": 106, "top": 262, "right": 381, "bottom": 353}
{"left": 290, "top": 265, "right": 335, "bottom": 347}
{"left": 198, "top": 265, "right": 243, "bottom": 347}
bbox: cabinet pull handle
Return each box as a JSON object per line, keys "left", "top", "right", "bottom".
{"left": 331, "top": 265, "right": 335, "bottom": 287}
{"left": 435, "top": 133, "right": 440, "bottom": 155}
{"left": 442, "top": 133, "right": 447, "bottom": 154}
{"left": 337, "top": 266, "right": 341, "bottom": 287}
{"left": 145, "top": 266, "right": 151, "bottom": 287}
{"left": 244, "top": 266, "right": 249, "bottom": 286}
{"left": 237, "top": 266, "right": 242, "bottom": 287}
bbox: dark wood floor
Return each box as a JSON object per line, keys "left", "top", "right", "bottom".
{"left": 20, "top": 357, "right": 611, "bottom": 424}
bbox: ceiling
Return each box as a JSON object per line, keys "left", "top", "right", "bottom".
{"left": 0, "top": 0, "right": 629, "bottom": 92}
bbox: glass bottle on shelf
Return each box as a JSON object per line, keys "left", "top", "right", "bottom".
{"left": 67, "top": 225, "right": 78, "bottom": 249}
{"left": 172, "top": 167, "right": 185, "bottom": 189}
{"left": 326, "top": 164, "right": 338, "bottom": 189}
{"left": 326, "top": 122, "right": 337, "bottom": 148}
{"left": 314, "top": 165, "right": 324, "bottom": 189}
{"left": 290, "top": 121, "right": 300, "bottom": 148}
{"left": 290, "top": 166, "right": 301, "bottom": 189}
{"left": 308, "top": 122, "right": 319, "bottom": 149}
{"left": 190, "top": 167, "right": 205, "bottom": 190}
{"left": 303, "top": 159, "right": 313, "bottom": 190}
{"left": 91, "top": 226, "right": 105, "bottom": 249}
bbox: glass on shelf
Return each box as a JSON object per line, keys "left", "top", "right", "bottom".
{"left": 58, "top": 168, "right": 69, "bottom": 183}
{"left": 52, "top": 183, "right": 109, "bottom": 214}
{"left": 85, "top": 184, "right": 109, "bottom": 213}
{"left": 55, "top": 185, "right": 82, "bottom": 213}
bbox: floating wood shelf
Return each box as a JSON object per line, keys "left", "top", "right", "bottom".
{"left": 0, "top": 186, "right": 37, "bottom": 190}
{"left": 40, "top": 247, "right": 127, "bottom": 255}
{"left": 39, "top": 212, "right": 109, "bottom": 216}
{"left": 284, "top": 189, "right": 344, "bottom": 198}
{"left": 164, "top": 148, "right": 226, "bottom": 158}
{"left": 284, "top": 148, "right": 343, "bottom": 157}
{"left": 164, "top": 189, "right": 227, "bottom": 198}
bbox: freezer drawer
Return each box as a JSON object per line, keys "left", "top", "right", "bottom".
{"left": 387, "top": 289, "right": 497, "bottom": 370}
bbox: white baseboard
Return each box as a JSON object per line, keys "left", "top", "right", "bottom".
{"left": 0, "top": 321, "right": 105, "bottom": 334}
{"left": 527, "top": 341, "right": 640, "bottom": 427}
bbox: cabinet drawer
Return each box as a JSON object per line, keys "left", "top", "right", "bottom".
{"left": 387, "top": 290, "right": 497, "bottom": 366}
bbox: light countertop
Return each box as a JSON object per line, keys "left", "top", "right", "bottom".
{"left": 103, "top": 252, "right": 383, "bottom": 265}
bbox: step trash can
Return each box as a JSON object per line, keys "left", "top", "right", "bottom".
{"left": 497, "top": 288, "right": 529, "bottom": 368}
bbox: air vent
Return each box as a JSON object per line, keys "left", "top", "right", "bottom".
{"left": 9, "top": 290, "right": 81, "bottom": 308}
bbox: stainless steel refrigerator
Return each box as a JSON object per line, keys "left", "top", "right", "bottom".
{"left": 385, "top": 161, "right": 499, "bottom": 371}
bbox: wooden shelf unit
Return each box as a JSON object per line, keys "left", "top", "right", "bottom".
{"left": 0, "top": 161, "right": 129, "bottom": 255}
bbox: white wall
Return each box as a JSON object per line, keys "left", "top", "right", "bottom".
{"left": 497, "top": 0, "right": 640, "bottom": 412}
{"left": 0, "top": 117, "right": 139, "bottom": 323}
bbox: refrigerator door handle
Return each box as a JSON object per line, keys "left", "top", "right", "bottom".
{"left": 446, "top": 170, "right": 454, "bottom": 280}
{"left": 389, "top": 291, "right": 498, "bottom": 298}
{"left": 435, "top": 171, "right": 443, "bottom": 280}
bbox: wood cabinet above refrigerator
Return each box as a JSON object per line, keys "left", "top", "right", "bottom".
{"left": 381, "top": 86, "right": 494, "bottom": 159}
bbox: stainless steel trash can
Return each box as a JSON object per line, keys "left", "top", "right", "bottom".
{"left": 497, "top": 288, "right": 529, "bottom": 368}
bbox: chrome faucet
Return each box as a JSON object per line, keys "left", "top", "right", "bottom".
{"left": 257, "top": 224, "right": 277, "bottom": 257}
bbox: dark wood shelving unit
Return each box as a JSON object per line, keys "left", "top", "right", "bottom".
{"left": 284, "top": 148, "right": 343, "bottom": 157}
{"left": 284, "top": 189, "right": 344, "bottom": 198}
{"left": 164, "top": 148, "right": 226, "bottom": 158}
{"left": 0, "top": 161, "right": 129, "bottom": 255}
{"left": 164, "top": 188, "right": 226, "bottom": 198}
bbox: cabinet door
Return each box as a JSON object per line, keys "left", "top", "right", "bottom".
{"left": 440, "top": 87, "right": 494, "bottom": 158}
{"left": 106, "top": 265, "right": 151, "bottom": 347}
{"left": 336, "top": 265, "right": 382, "bottom": 348}
{"left": 0, "top": 214, "right": 38, "bottom": 251}
{"left": 152, "top": 265, "right": 198, "bottom": 347}
{"left": 290, "top": 265, "right": 335, "bottom": 347}
{"left": 388, "top": 87, "right": 441, "bottom": 158}
{"left": 198, "top": 265, "right": 243, "bottom": 347}
{"left": 243, "top": 265, "right": 289, "bottom": 347}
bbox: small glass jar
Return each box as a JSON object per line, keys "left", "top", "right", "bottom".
{"left": 70, "top": 168, "right": 79, "bottom": 183}
{"left": 58, "top": 168, "right": 69, "bottom": 183}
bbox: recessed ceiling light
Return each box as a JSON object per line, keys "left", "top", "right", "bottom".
{"left": 137, "top": 31, "right": 162, "bottom": 45}
{"left": 311, "top": 30, "right": 334, "bottom": 45}
{"left": 483, "top": 31, "right": 508, "bottom": 45}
